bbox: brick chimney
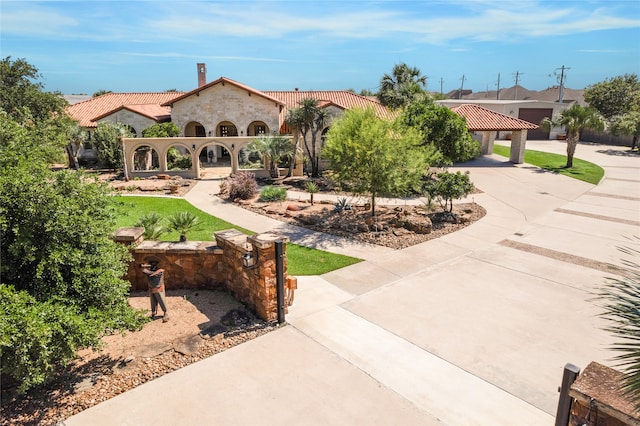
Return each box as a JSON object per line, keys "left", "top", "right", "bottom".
{"left": 197, "top": 63, "right": 207, "bottom": 87}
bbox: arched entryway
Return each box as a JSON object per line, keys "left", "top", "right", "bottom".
{"left": 246, "top": 121, "right": 269, "bottom": 137}
{"left": 216, "top": 121, "right": 238, "bottom": 137}
{"left": 133, "top": 145, "right": 159, "bottom": 171}
{"left": 185, "top": 121, "right": 206, "bottom": 137}
{"left": 197, "top": 143, "right": 233, "bottom": 178}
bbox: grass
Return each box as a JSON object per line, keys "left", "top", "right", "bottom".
{"left": 113, "top": 196, "right": 362, "bottom": 275}
{"left": 492, "top": 144, "right": 604, "bottom": 185}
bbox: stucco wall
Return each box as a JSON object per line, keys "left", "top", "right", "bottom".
{"left": 171, "top": 84, "right": 281, "bottom": 137}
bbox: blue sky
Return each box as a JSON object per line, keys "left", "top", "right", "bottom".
{"left": 1, "top": 0, "right": 639, "bottom": 95}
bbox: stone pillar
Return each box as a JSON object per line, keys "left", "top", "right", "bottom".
{"left": 113, "top": 227, "right": 145, "bottom": 246}
{"left": 509, "top": 130, "right": 527, "bottom": 164}
{"left": 481, "top": 131, "right": 496, "bottom": 155}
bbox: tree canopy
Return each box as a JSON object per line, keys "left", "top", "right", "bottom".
{"left": 0, "top": 58, "right": 146, "bottom": 393}
{"left": 324, "top": 107, "right": 437, "bottom": 216}
{"left": 377, "top": 63, "right": 428, "bottom": 110}
{"left": 400, "top": 97, "right": 480, "bottom": 165}
{"left": 142, "top": 122, "right": 180, "bottom": 138}
{"left": 584, "top": 74, "right": 640, "bottom": 120}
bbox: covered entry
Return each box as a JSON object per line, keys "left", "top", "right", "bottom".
{"left": 450, "top": 104, "right": 539, "bottom": 164}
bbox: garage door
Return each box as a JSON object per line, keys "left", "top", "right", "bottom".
{"left": 518, "top": 108, "right": 553, "bottom": 140}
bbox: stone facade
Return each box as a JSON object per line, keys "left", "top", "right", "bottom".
{"left": 170, "top": 82, "right": 281, "bottom": 138}
{"left": 97, "top": 110, "right": 157, "bottom": 137}
{"left": 113, "top": 227, "right": 296, "bottom": 322}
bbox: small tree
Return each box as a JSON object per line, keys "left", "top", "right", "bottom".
{"left": 324, "top": 107, "right": 435, "bottom": 217}
{"left": 246, "top": 134, "right": 293, "bottom": 178}
{"left": 93, "top": 122, "right": 131, "bottom": 170}
{"left": 297, "top": 98, "right": 331, "bottom": 178}
{"left": 423, "top": 170, "right": 474, "bottom": 213}
{"left": 377, "top": 62, "right": 427, "bottom": 110}
{"left": 305, "top": 181, "right": 319, "bottom": 205}
{"left": 541, "top": 104, "right": 605, "bottom": 168}
{"left": 611, "top": 110, "right": 640, "bottom": 150}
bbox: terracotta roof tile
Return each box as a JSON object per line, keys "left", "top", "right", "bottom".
{"left": 450, "top": 104, "right": 539, "bottom": 131}
{"left": 91, "top": 104, "right": 172, "bottom": 122}
{"left": 67, "top": 92, "right": 183, "bottom": 128}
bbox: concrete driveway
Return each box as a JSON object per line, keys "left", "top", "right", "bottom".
{"left": 65, "top": 141, "right": 639, "bottom": 425}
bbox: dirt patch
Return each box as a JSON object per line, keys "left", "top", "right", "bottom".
{"left": 1, "top": 289, "right": 279, "bottom": 426}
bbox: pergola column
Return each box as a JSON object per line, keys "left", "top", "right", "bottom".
{"left": 509, "top": 130, "right": 528, "bottom": 164}
{"left": 481, "top": 131, "right": 496, "bottom": 155}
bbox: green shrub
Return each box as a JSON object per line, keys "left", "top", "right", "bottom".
{"left": 168, "top": 211, "right": 200, "bottom": 242}
{"left": 334, "top": 197, "right": 353, "bottom": 212}
{"left": 259, "top": 186, "right": 287, "bottom": 202}
{"left": 423, "top": 170, "right": 474, "bottom": 212}
{"left": 222, "top": 172, "right": 258, "bottom": 201}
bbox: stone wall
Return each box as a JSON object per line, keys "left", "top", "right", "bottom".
{"left": 113, "top": 227, "right": 296, "bottom": 322}
{"left": 569, "top": 362, "right": 639, "bottom": 426}
{"left": 97, "top": 110, "right": 156, "bottom": 137}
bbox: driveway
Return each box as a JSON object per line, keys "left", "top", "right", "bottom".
{"left": 65, "top": 141, "right": 639, "bottom": 425}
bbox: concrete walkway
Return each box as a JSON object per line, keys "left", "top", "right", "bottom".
{"left": 65, "top": 141, "right": 639, "bottom": 425}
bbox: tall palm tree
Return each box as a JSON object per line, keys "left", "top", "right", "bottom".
{"left": 542, "top": 104, "right": 605, "bottom": 168}
{"left": 298, "top": 98, "right": 330, "bottom": 178}
{"left": 378, "top": 63, "right": 427, "bottom": 110}
{"left": 285, "top": 107, "right": 305, "bottom": 177}
{"left": 246, "top": 135, "right": 293, "bottom": 178}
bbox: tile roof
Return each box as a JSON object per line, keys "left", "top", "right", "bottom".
{"left": 450, "top": 104, "right": 539, "bottom": 131}
{"left": 264, "top": 90, "right": 393, "bottom": 132}
{"left": 91, "top": 104, "right": 172, "bottom": 122}
{"left": 67, "top": 92, "right": 183, "bottom": 128}
{"left": 162, "top": 77, "right": 285, "bottom": 107}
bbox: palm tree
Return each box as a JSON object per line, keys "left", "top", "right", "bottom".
{"left": 246, "top": 135, "right": 293, "bottom": 178}
{"left": 378, "top": 63, "right": 428, "bottom": 110}
{"left": 596, "top": 242, "right": 640, "bottom": 411}
{"left": 298, "top": 98, "right": 331, "bottom": 178}
{"left": 541, "top": 104, "right": 605, "bottom": 168}
{"left": 285, "top": 107, "right": 305, "bottom": 177}
{"left": 611, "top": 110, "right": 640, "bottom": 150}
{"left": 168, "top": 211, "right": 200, "bottom": 242}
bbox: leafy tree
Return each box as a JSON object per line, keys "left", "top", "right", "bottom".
{"left": 359, "top": 88, "right": 377, "bottom": 97}
{"left": 142, "top": 122, "right": 180, "bottom": 138}
{"left": 247, "top": 134, "right": 294, "bottom": 178}
{"left": 584, "top": 74, "right": 640, "bottom": 120}
{"left": 611, "top": 110, "right": 640, "bottom": 150}
{"left": 541, "top": 104, "right": 605, "bottom": 168}
{"left": 0, "top": 56, "right": 68, "bottom": 124}
{"left": 400, "top": 98, "right": 480, "bottom": 165}
{"left": 423, "top": 170, "right": 474, "bottom": 213}
{"left": 167, "top": 146, "right": 192, "bottom": 170}
{"left": 93, "top": 122, "right": 131, "bottom": 169}
{"left": 377, "top": 63, "right": 427, "bottom": 110}
{"left": 596, "top": 242, "right": 640, "bottom": 411}
{"left": 324, "top": 107, "right": 436, "bottom": 216}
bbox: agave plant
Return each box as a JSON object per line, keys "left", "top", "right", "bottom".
{"left": 596, "top": 242, "right": 640, "bottom": 411}
{"left": 168, "top": 211, "right": 200, "bottom": 242}
{"left": 135, "top": 212, "right": 167, "bottom": 240}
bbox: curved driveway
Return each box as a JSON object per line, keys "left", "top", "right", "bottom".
{"left": 66, "top": 141, "right": 639, "bottom": 425}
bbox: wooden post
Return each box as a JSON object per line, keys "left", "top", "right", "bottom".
{"left": 555, "top": 363, "right": 581, "bottom": 426}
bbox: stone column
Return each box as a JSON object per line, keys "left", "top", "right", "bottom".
{"left": 509, "top": 130, "right": 528, "bottom": 164}
{"left": 481, "top": 131, "right": 496, "bottom": 155}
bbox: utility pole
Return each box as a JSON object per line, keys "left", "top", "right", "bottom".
{"left": 440, "top": 77, "right": 444, "bottom": 96}
{"left": 554, "top": 65, "right": 571, "bottom": 103}
{"left": 459, "top": 74, "right": 465, "bottom": 99}
{"left": 512, "top": 71, "right": 523, "bottom": 99}
{"left": 496, "top": 72, "right": 501, "bottom": 100}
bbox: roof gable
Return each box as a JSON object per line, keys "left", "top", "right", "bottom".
{"left": 92, "top": 104, "right": 171, "bottom": 122}
{"left": 162, "top": 77, "right": 285, "bottom": 107}
{"left": 67, "top": 92, "right": 183, "bottom": 128}
{"left": 450, "top": 104, "right": 539, "bottom": 131}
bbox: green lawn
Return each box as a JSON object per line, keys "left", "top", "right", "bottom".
{"left": 492, "top": 144, "right": 604, "bottom": 185}
{"left": 114, "top": 196, "right": 362, "bottom": 275}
